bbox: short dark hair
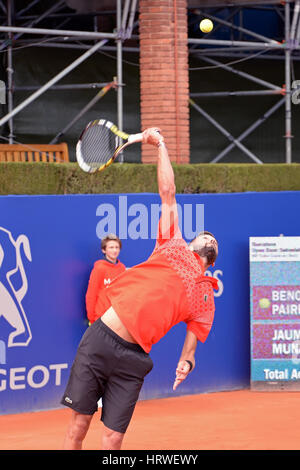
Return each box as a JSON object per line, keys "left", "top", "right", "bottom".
{"left": 101, "top": 234, "right": 122, "bottom": 251}
{"left": 190, "top": 231, "right": 218, "bottom": 265}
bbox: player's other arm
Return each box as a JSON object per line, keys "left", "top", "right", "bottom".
{"left": 173, "top": 330, "right": 198, "bottom": 391}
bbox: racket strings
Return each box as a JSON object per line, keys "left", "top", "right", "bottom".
{"left": 80, "top": 124, "right": 117, "bottom": 169}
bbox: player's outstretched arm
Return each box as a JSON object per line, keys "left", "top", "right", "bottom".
{"left": 142, "top": 127, "right": 178, "bottom": 230}
{"left": 173, "top": 330, "right": 197, "bottom": 391}
{"left": 142, "top": 128, "right": 176, "bottom": 203}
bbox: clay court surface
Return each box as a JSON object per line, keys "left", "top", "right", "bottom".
{"left": 1, "top": 390, "right": 300, "bottom": 451}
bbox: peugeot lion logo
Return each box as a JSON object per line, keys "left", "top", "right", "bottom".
{"left": 0, "top": 227, "right": 32, "bottom": 364}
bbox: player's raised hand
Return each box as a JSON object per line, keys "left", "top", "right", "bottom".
{"left": 173, "top": 360, "right": 191, "bottom": 391}
{"left": 142, "top": 127, "right": 163, "bottom": 147}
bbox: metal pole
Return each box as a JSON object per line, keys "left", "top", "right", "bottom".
{"left": 49, "top": 82, "right": 115, "bottom": 144}
{"left": 209, "top": 98, "right": 285, "bottom": 164}
{"left": 191, "top": 45, "right": 276, "bottom": 54}
{"left": 239, "top": 9, "right": 243, "bottom": 41}
{"left": 121, "top": 0, "right": 131, "bottom": 35}
{"left": 189, "top": 98, "right": 263, "bottom": 164}
{"left": 0, "top": 0, "right": 6, "bottom": 14}
{"left": 199, "top": 55, "right": 282, "bottom": 91}
{"left": 0, "top": 39, "right": 108, "bottom": 128}
{"left": 190, "top": 90, "right": 283, "bottom": 98}
{"left": 7, "top": 0, "right": 14, "bottom": 143}
{"left": 275, "top": 5, "right": 285, "bottom": 22}
{"left": 17, "top": 39, "right": 139, "bottom": 53}
{"left": 191, "top": 51, "right": 296, "bottom": 62}
{"left": 0, "top": 25, "right": 117, "bottom": 40}
{"left": 0, "top": 0, "right": 66, "bottom": 52}
{"left": 15, "top": 83, "right": 111, "bottom": 91}
{"left": 16, "top": 0, "right": 41, "bottom": 18}
{"left": 188, "top": 37, "right": 289, "bottom": 50}
{"left": 290, "top": 0, "right": 300, "bottom": 41}
{"left": 296, "top": 15, "right": 300, "bottom": 46}
{"left": 126, "top": 0, "right": 138, "bottom": 38}
{"left": 285, "top": 1, "right": 292, "bottom": 163}
{"left": 117, "top": 0, "right": 124, "bottom": 163}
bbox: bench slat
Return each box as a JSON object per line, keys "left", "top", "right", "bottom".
{"left": 0, "top": 144, "right": 69, "bottom": 163}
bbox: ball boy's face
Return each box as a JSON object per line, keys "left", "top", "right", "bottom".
{"left": 102, "top": 240, "right": 121, "bottom": 262}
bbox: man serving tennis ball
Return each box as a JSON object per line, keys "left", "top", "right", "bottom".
{"left": 62, "top": 128, "right": 219, "bottom": 450}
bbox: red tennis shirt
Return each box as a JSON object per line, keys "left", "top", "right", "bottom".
{"left": 95, "top": 217, "right": 218, "bottom": 353}
{"left": 86, "top": 258, "right": 126, "bottom": 324}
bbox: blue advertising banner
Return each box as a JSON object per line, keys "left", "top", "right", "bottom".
{"left": 250, "top": 236, "right": 300, "bottom": 391}
{"left": 1, "top": 191, "right": 300, "bottom": 414}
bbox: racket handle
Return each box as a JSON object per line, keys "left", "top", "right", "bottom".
{"left": 127, "top": 133, "right": 143, "bottom": 144}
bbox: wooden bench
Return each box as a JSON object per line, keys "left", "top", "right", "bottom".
{"left": 0, "top": 143, "right": 69, "bottom": 163}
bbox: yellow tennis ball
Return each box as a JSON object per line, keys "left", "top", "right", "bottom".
{"left": 200, "top": 19, "right": 213, "bottom": 33}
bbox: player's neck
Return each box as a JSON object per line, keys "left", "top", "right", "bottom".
{"left": 200, "top": 257, "right": 209, "bottom": 270}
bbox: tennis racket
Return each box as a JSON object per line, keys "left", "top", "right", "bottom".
{"left": 76, "top": 119, "right": 143, "bottom": 173}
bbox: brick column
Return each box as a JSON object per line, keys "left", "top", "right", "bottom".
{"left": 139, "top": 0, "right": 190, "bottom": 164}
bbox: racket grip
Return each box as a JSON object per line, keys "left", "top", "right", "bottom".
{"left": 127, "top": 133, "right": 143, "bottom": 144}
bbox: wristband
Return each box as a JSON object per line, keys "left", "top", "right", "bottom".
{"left": 185, "top": 360, "right": 193, "bottom": 372}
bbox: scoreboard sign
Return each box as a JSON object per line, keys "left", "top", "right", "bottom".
{"left": 250, "top": 236, "right": 300, "bottom": 391}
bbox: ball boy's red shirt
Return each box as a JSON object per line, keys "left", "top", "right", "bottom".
{"left": 95, "top": 218, "right": 218, "bottom": 353}
{"left": 86, "top": 258, "right": 126, "bottom": 324}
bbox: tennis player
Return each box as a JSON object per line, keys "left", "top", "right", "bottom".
{"left": 86, "top": 234, "right": 126, "bottom": 324}
{"left": 61, "top": 128, "right": 219, "bottom": 450}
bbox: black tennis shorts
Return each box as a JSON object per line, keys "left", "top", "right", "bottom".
{"left": 61, "top": 318, "right": 153, "bottom": 434}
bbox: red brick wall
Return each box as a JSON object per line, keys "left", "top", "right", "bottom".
{"left": 139, "top": 0, "right": 190, "bottom": 163}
